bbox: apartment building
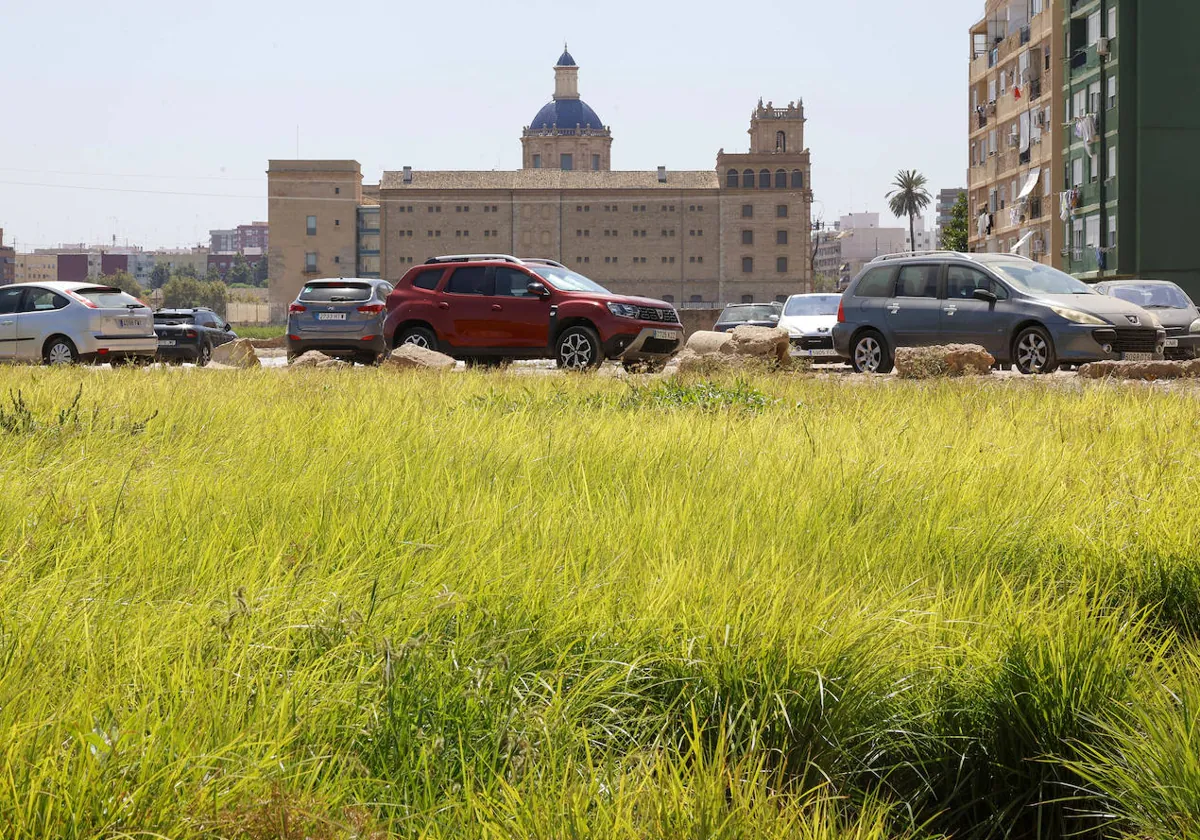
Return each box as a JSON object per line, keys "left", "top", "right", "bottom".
{"left": 1060, "top": 0, "right": 1200, "bottom": 296}
{"left": 936, "top": 188, "right": 965, "bottom": 230}
{"left": 14, "top": 253, "right": 56, "bottom": 284}
{"left": 0, "top": 229, "right": 14, "bottom": 285}
{"left": 968, "top": 0, "right": 1063, "bottom": 264}
{"left": 268, "top": 48, "right": 814, "bottom": 320}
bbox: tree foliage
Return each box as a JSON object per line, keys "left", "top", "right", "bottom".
{"left": 887, "top": 170, "right": 932, "bottom": 254}
{"left": 149, "top": 264, "right": 171, "bottom": 290}
{"left": 161, "top": 276, "right": 228, "bottom": 316}
{"left": 941, "top": 191, "right": 969, "bottom": 252}
{"left": 104, "top": 270, "right": 145, "bottom": 300}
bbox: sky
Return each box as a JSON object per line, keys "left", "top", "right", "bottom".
{"left": 0, "top": 0, "right": 980, "bottom": 251}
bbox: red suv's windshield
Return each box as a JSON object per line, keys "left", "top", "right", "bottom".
{"left": 529, "top": 265, "right": 611, "bottom": 294}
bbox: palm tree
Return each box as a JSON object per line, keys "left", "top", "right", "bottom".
{"left": 887, "top": 170, "right": 932, "bottom": 254}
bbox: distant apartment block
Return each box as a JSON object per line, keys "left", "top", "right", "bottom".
{"left": 936, "top": 188, "right": 965, "bottom": 230}
{"left": 968, "top": 0, "right": 1063, "bottom": 264}
{"left": 0, "top": 229, "right": 14, "bottom": 285}
{"left": 211, "top": 223, "right": 268, "bottom": 255}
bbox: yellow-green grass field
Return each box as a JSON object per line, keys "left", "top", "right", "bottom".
{"left": 1, "top": 367, "right": 1198, "bottom": 839}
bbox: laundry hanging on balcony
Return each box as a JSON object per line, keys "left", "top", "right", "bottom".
{"left": 1073, "top": 114, "right": 1099, "bottom": 144}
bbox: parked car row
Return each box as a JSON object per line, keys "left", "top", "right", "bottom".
{"left": 714, "top": 253, "right": 1193, "bottom": 375}
{"left": 2, "top": 253, "right": 1193, "bottom": 376}
{"left": 287, "top": 255, "right": 685, "bottom": 371}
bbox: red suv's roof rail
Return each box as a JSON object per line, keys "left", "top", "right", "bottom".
{"left": 519, "top": 258, "right": 568, "bottom": 269}
{"left": 424, "top": 254, "right": 522, "bottom": 265}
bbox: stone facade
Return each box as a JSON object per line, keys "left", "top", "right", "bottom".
{"left": 267, "top": 160, "right": 364, "bottom": 317}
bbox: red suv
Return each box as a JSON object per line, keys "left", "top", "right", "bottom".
{"left": 383, "top": 255, "right": 684, "bottom": 370}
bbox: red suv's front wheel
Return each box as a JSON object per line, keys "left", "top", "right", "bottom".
{"left": 555, "top": 326, "right": 602, "bottom": 371}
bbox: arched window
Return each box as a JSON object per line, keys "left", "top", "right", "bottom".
{"left": 775, "top": 169, "right": 787, "bottom": 188}
{"left": 742, "top": 169, "right": 755, "bottom": 188}
{"left": 759, "top": 169, "right": 771, "bottom": 189}
{"left": 726, "top": 169, "right": 739, "bottom": 188}
{"left": 775, "top": 131, "right": 786, "bottom": 152}
{"left": 791, "top": 169, "right": 804, "bottom": 188}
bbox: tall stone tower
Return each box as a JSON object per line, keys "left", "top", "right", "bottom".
{"left": 521, "top": 46, "right": 613, "bottom": 171}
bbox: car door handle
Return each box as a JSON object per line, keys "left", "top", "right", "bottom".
{"left": 437, "top": 302, "right": 450, "bottom": 310}
{"left": 943, "top": 305, "right": 958, "bottom": 316}
{"left": 491, "top": 304, "right": 502, "bottom": 311}
{"left": 887, "top": 304, "right": 900, "bottom": 314}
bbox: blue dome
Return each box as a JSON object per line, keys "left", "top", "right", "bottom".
{"left": 530, "top": 98, "right": 603, "bottom": 130}
{"left": 556, "top": 49, "right": 576, "bottom": 66}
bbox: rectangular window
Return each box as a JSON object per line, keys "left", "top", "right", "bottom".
{"left": 776, "top": 257, "right": 788, "bottom": 273}
{"left": 532, "top": 154, "right": 541, "bottom": 168}
{"left": 1107, "top": 215, "right": 1117, "bottom": 248}
{"left": 1073, "top": 219, "right": 1085, "bottom": 253}
{"left": 1088, "top": 82, "right": 1101, "bottom": 113}
{"left": 895, "top": 265, "right": 939, "bottom": 298}
{"left": 1073, "top": 89, "right": 1086, "bottom": 118}
{"left": 1108, "top": 76, "right": 1117, "bottom": 109}
{"left": 776, "top": 205, "right": 788, "bottom": 218}
{"left": 741, "top": 204, "right": 753, "bottom": 218}
{"left": 776, "top": 230, "right": 788, "bottom": 245}
{"left": 592, "top": 154, "right": 600, "bottom": 171}
{"left": 1087, "top": 11, "right": 1100, "bottom": 45}
{"left": 306, "top": 215, "right": 316, "bottom": 235}
{"left": 1085, "top": 214, "right": 1100, "bottom": 249}
{"left": 304, "top": 252, "right": 317, "bottom": 272}
{"left": 1108, "top": 144, "right": 1117, "bottom": 179}
{"left": 1089, "top": 149, "right": 1098, "bottom": 182}
{"left": 741, "top": 257, "right": 753, "bottom": 273}
{"left": 560, "top": 153, "right": 573, "bottom": 171}
{"left": 1073, "top": 157, "right": 1084, "bottom": 186}
{"left": 742, "top": 230, "right": 753, "bottom": 245}
{"left": 1107, "top": 6, "right": 1116, "bottom": 37}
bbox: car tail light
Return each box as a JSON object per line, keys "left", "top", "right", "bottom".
{"left": 97, "top": 348, "right": 109, "bottom": 355}
{"left": 185, "top": 330, "right": 198, "bottom": 338}
{"left": 67, "top": 290, "right": 99, "bottom": 309}
{"left": 837, "top": 298, "right": 845, "bottom": 323}
{"left": 361, "top": 335, "right": 377, "bottom": 341}
{"left": 288, "top": 334, "right": 300, "bottom": 341}
{"left": 289, "top": 303, "right": 306, "bottom": 313}
{"left": 357, "top": 304, "right": 385, "bottom": 314}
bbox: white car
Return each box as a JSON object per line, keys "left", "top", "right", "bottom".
{"left": 0, "top": 282, "right": 156, "bottom": 365}
{"left": 778, "top": 293, "right": 843, "bottom": 361}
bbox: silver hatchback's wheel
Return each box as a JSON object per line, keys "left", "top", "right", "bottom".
{"left": 1013, "top": 326, "right": 1057, "bottom": 375}
{"left": 44, "top": 337, "right": 78, "bottom": 366}
{"left": 851, "top": 331, "right": 892, "bottom": 374}
{"left": 556, "top": 326, "right": 602, "bottom": 371}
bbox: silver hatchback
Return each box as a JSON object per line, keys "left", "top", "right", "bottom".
{"left": 0, "top": 282, "right": 156, "bottom": 365}
{"left": 286, "top": 279, "right": 394, "bottom": 364}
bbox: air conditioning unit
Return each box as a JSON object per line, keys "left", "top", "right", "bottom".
{"left": 1096, "top": 37, "right": 1110, "bottom": 57}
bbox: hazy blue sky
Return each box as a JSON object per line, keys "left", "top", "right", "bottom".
{"left": 0, "top": 0, "right": 978, "bottom": 250}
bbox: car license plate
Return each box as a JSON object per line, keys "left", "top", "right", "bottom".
{"left": 158, "top": 340, "right": 177, "bottom": 347}
{"left": 1123, "top": 352, "right": 1154, "bottom": 361}
{"left": 796, "top": 348, "right": 839, "bottom": 357}
{"left": 119, "top": 318, "right": 143, "bottom": 329}
{"left": 1165, "top": 338, "right": 1179, "bottom": 348}
{"left": 317, "top": 313, "right": 347, "bottom": 321}
{"left": 651, "top": 329, "right": 676, "bottom": 340}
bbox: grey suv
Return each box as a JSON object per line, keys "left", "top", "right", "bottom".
{"left": 287, "top": 279, "right": 393, "bottom": 364}
{"left": 832, "top": 252, "right": 1166, "bottom": 374}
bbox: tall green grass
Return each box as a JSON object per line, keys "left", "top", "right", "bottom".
{"left": 231, "top": 324, "right": 285, "bottom": 340}
{"left": 0, "top": 369, "right": 1198, "bottom": 837}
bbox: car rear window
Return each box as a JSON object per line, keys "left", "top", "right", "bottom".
{"left": 154, "top": 313, "right": 195, "bottom": 323}
{"left": 72, "top": 287, "right": 145, "bottom": 308}
{"left": 854, "top": 268, "right": 893, "bottom": 298}
{"left": 299, "top": 283, "right": 372, "bottom": 302}
{"left": 411, "top": 270, "right": 441, "bottom": 291}
{"left": 721, "top": 304, "right": 781, "bottom": 323}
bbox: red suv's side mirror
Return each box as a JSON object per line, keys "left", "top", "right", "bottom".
{"left": 527, "top": 281, "right": 551, "bottom": 298}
